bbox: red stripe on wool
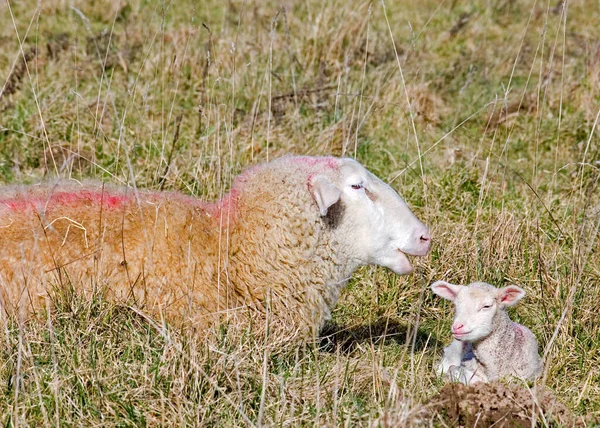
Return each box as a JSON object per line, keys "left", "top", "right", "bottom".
{"left": 1, "top": 191, "right": 130, "bottom": 211}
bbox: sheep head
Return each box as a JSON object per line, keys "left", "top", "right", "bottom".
{"left": 431, "top": 281, "right": 526, "bottom": 342}
{"left": 308, "top": 157, "right": 431, "bottom": 275}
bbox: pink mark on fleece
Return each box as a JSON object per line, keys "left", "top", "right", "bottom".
{"left": 513, "top": 323, "right": 526, "bottom": 343}
{"left": 1, "top": 191, "right": 130, "bottom": 212}
{"left": 292, "top": 157, "right": 340, "bottom": 188}
{"left": 202, "top": 164, "right": 264, "bottom": 221}
{"left": 290, "top": 156, "right": 339, "bottom": 170}
{"left": 204, "top": 188, "right": 241, "bottom": 222}
{"left": 202, "top": 157, "right": 340, "bottom": 221}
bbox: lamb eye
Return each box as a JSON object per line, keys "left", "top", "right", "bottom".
{"left": 351, "top": 183, "right": 363, "bottom": 190}
{"left": 481, "top": 304, "right": 492, "bottom": 310}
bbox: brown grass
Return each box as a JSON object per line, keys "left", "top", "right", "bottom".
{"left": 0, "top": 0, "right": 599, "bottom": 425}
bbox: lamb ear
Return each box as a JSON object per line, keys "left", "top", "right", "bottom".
{"left": 431, "top": 280, "right": 463, "bottom": 302}
{"left": 310, "top": 175, "right": 341, "bottom": 216}
{"left": 498, "top": 285, "right": 526, "bottom": 307}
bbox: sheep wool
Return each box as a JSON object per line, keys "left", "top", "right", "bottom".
{"left": 0, "top": 156, "right": 431, "bottom": 336}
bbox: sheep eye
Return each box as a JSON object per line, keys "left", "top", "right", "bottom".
{"left": 481, "top": 304, "right": 492, "bottom": 310}
{"left": 351, "top": 183, "right": 363, "bottom": 190}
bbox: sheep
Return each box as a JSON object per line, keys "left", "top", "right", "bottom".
{"left": 0, "top": 155, "right": 431, "bottom": 337}
{"left": 431, "top": 280, "right": 543, "bottom": 384}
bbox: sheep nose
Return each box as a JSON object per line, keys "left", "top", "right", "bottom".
{"left": 418, "top": 231, "right": 431, "bottom": 252}
{"left": 452, "top": 323, "right": 464, "bottom": 334}
{"left": 403, "top": 226, "right": 432, "bottom": 256}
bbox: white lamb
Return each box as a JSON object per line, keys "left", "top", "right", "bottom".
{"left": 431, "top": 280, "right": 543, "bottom": 384}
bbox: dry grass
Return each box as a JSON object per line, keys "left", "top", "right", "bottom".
{"left": 0, "top": 0, "right": 599, "bottom": 425}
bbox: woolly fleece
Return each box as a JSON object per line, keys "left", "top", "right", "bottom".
{"left": 0, "top": 156, "right": 426, "bottom": 336}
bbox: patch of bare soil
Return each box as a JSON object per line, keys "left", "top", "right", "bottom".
{"left": 424, "top": 381, "right": 584, "bottom": 427}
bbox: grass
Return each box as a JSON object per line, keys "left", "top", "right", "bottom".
{"left": 0, "top": 0, "right": 599, "bottom": 425}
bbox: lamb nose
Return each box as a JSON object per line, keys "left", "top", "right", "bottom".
{"left": 420, "top": 234, "right": 430, "bottom": 243}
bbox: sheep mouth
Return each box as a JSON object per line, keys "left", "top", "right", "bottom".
{"left": 452, "top": 331, "right": 472, "bottom": 340}
{"left": 387, "top": 249, "right": 414, "bottom": 275}
{"left": 397, "top": 247, "right": 428, "bottom": 258}
{"left": 396, "top": 248, "right": 416, "bottom": 264}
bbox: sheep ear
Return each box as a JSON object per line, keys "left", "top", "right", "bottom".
{"left": 498, "top": 285, "right": 526, "bottom": 307}
{"left": 310, "top": 175, "right": 341, "bottom": 216}
{"left": 431, "top": 280, "right": 463, "bottom": 301}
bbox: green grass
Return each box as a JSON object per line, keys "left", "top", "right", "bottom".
{"left": 0, "top": 0, "right": 599, "bottom": 425}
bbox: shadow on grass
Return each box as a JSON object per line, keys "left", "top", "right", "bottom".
{"left": 319, "top": 318, "right": 443, "bottom": 354}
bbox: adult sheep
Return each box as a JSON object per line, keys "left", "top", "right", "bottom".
{"left": 0, "top": 156, "right": 430, "bottom": 336}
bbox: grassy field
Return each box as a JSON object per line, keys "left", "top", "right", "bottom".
{"left": 0, "top": 0, "right": 599, "bottom": 425}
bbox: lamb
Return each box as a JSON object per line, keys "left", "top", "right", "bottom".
{"left": 0, "top": 155, "right": 431, "bottom": 337}
{"left": 431, "top": 280, "right": 543, "bottom": 384}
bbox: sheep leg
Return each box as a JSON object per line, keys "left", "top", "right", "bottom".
{"left": 438, "top": 339, "right": 465, "bottom": 376}
{"left": 460, "top": 357, "right": 487, "bottom": 384}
